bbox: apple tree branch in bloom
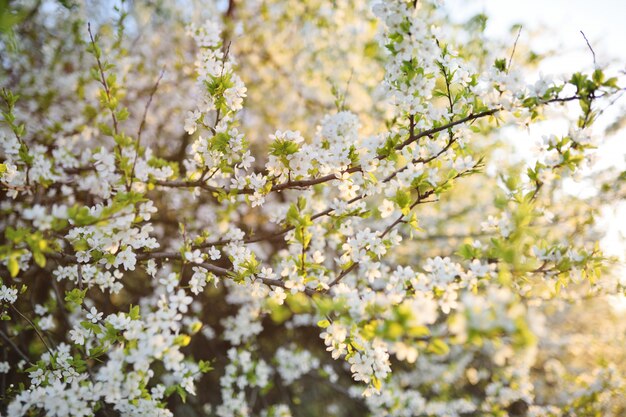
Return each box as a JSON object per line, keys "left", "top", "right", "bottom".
{"left": 1, "top": 0, "right": 626, "bottom": 416}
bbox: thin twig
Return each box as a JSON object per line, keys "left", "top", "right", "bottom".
{"left": 136, "top": 68, "right": 166, "bottom": 146}
{"left": 508, "top": 26, "right": 523, "bottom": 72}
{"left": 328, "top": 263, "right": 358, "bottom": 289}
{"left": 130, "top": 67, "right": 166, "bottom": 188}
{"left": 87, "top": 22, "right": 119, "bottom": 136}
{"left": 0, "top": 328, "right": 31, "bottom": 364}
{"left": 10, "top": 305, "right": 53, "bottom": 355}
{"left": 580, "top": 31, "right": 597, "bottom": 68}
{"left": 339, "top": 68, "right": 354, "bottom": 110}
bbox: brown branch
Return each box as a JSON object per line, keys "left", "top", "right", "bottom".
{"left": 328, "top": 263, "right": 358, "bottom": 289}
{"left": 155, "top": 108, "right": 501, "bottom": 196}
{"left": 397, "top": 108, "right": 499, "bottom": 150}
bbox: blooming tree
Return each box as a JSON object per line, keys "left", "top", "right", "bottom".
{"left": 1, "top": 0, "right": 626, "bottom": 416}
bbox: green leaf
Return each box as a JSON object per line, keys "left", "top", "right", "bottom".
{"left": 458, "top": 244, "right": 479, "bottom": 260}
{"left": 8, "top": 255, "right": 19, "bottom": 277}
{"left": 383, "top": 321, "right": 404, "bottom": 339}
{"left": 592, "top": 69, "right": 604, "bottom": 84}
{"left": 269, "top": 138, "right": 299, "bottom": 157}
{"left": 198, "top": 360, "right": 213, "bottom": 373}
{"left": 407, "top": 325, "right": 430, "bottom": 338}
{"left": 129, "top": 305, "right": 140, "bottom": 320}
{"left": 371, "top": 376, "right": 382, "bottom": 391}
{"left": 97, "top": 122, "right": 113, "bottom": 136}
{"left": 89, "top": 344, "right": 107, "bottom": 357}
{"left": 189, "top": 321, "right": 202, "bottom": 334}
{"left": 286, "top": 203, "right": 299, "bottom": 226}
{"left": 174, "top": 334, "right": 191, "bottom": 347}
{"left": 164, "top": 385, "right": 177, "bottom": 397}
{"left": 268, "top": 301, "right": 291, "bottom": 324}
{"left": 33, "top": 251, "right": 46, "bottom": 268}
{"left": 317, "top": 319, "right": 330, "bottom": 328}
{"left": 65, "top": 288, "right": 87, "bottom": 307}
{"left": 176, "top": 385, "right": 187, "bottom": 403}
{"left": 393, "top": 189, "right": 411, "bottom": 214}
{"left": 427, "top": 338, "right": 450, "bottom": 355}
{"left": 494, "top": 58, "right": 507, "bottom": 72}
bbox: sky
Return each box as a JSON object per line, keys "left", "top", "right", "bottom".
{"left": 446, "top": 0, "right": 626, "bottom": 66}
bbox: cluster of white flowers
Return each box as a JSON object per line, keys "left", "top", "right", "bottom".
{"left": 320, "top": 322, "right": 349, "bottom": 360}
{"left": 347, "top": 337, "right": 392, "bottom": 397}
{"left": 217, "top": 348, "right": 273, "bottom": 417}
{"left": 372, "top": 1, "right": 441, "bottom": 115}
{"left": 275, "top": 345, "right": 320, "bottom": 384}
{"left": 0, "top": 284, "right": 17, "bottom": 304}
{"left": 8, "top": 281, "right": 202, "bottom": 416}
